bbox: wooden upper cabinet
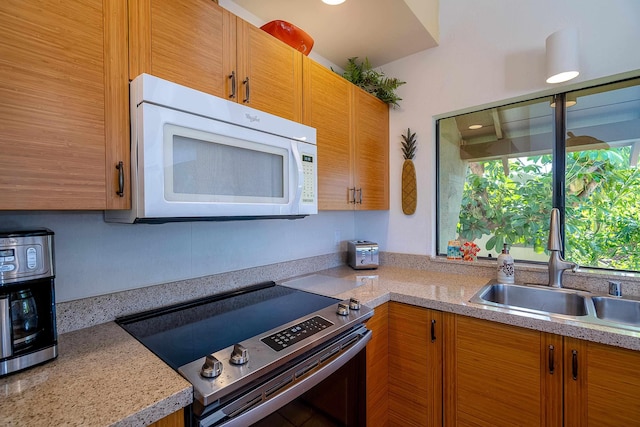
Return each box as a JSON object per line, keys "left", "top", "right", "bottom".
{"left": 302, "top": 57, "right": 353, "bottom": 210}
{"left": 353, "top": 89, "right": 389, "bottom": 210}
{"left": 129, "top": 0, "right": 302, "bottom": 121}
{"left": 303, "top": 57, "right": 389, "bottom": 210}
{"left": 128, "top": 0, "right": 232, "bottom": 99}
{"left": 237, "top": 19, "right": 302, "bottom": 122}
{"left": 564, "top": 337, "right": 640, "bottom": 427}
{"left": 443, "top": 314, "right": 563, "bottom": 427}
{"left": 0, "top": 0, "right": 129, "bottom": 210}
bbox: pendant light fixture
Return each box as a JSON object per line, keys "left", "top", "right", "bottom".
{"left": 545, "top": 28, "right": 580, "bottom": 84}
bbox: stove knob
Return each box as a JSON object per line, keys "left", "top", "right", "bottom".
{"left": 230, "top": 343, "right": 249, "bottom": 365}
{"left": 201, "top": 354, "right": 223, "bottom": 378}
{"left": 337, "top": 302, "right": 350, "bottom": 316}
{"left": 349, "top": 297, "right": 361, "bottom": 310}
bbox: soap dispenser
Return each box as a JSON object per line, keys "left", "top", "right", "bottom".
{"left": 497, "top": 243, "right": 515, "bottom": 283}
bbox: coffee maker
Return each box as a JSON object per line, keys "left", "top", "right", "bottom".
{"left": 1, "top": 229, "right": 57, "bottom": 377}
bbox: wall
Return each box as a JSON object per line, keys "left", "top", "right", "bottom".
{"left": 0, "top": 211, "right": 361, "bottom": 302}
{"left": 372, "top": 0, "right": 640, "bottom": 256}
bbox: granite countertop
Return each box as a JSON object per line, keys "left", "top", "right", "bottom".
{"left": 289, "top": 265, "right": 640, "bottom": 351}
{"left": 0, "top": 322, "right": 191, "bottom": 427}
{"left": 3, "top": 264, "right": 639, "bottom": 427}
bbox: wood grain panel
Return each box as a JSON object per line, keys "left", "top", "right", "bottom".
{"left": 149, "top": 408, "right": 184, "bottom": 427}
{"left": 104, "top": 0, "right": 130, "bottom": 209}
{"left": 565, "top": 337, "right": 640, "bottom": 426}
{"left": 302, "top": 57, "right": 353, "bottom": 210}
{"left": 388, "top": 303, "right": 442, "bottom": 426}
{"left": 542, "top": 333, "right": 563, "bottom": 427}
{"left": 366, "top": 303, "right": 389, "bottom": 427}
{"left": 0, "top": 0, "right": 108, "bottom": 209}
{"left": 445, "top": 315, "right": 555, "bottom": 427}
{"left": 353, "top": 88, "right": 389, "bottom": 210}
{"left": 147, "top": 0, "right": 227, "bottom": 98}
{"left": 237, "top": 19, "right": 303, "bottom": 121}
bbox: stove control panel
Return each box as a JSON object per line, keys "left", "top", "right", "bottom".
{"left": 261, "top": 316, "right": 333, "bottom": 352}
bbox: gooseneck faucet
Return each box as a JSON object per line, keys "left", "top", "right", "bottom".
{"left": 548, "top": 208, "right": 578, "bottom": 288}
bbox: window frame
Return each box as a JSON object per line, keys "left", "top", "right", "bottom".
{"left": 435, "top": 73, "right": 640, "bottom": 273}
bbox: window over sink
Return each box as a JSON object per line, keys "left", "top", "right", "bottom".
{"left": 436, "top": 76, "right": 640, "bottom": 272}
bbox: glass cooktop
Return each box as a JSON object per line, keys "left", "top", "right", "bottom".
{"left": 116, "top": 282, "right": 339, "bottom": 370}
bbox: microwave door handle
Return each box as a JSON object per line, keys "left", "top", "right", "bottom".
{"left": 290, "top": 142, "right": 303, "bottom": 207}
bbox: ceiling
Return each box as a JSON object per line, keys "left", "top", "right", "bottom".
{"left": 229, "top": 0, "right": 439, "bottom": 69}
{"left": 452, "top": 79, "right": 640, "bottom": 163}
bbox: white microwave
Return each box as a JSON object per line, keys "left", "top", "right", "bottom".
{"left": 105, "top": 74, "right": 317, "bottom": 223}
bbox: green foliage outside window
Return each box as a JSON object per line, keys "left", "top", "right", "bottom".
{"left": 457, "top": 146, "right": 640, "bottom": 271}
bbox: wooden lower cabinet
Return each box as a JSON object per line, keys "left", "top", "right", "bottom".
{"left": 149, "top": 408, "right": 184, "bottom": 427}
{"left": 443, "top": 314, "right": 562, "bottom": 427}
{"left": 388, "top": 303, "right": 443, "bottom": 426}
{"left": 564, "top": 337, "right": 640, "bottom": 426}
{"left": 366, "top": 306, "right": 640, "bottom": 427}
{"left": 366, "top": 303, "right": 389, "bottom": 427}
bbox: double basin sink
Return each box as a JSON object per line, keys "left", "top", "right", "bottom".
{"left": 470, "top": 282, "right": 640, "bottom": 332}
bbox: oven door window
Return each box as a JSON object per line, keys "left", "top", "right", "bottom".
{"left": 250, "top": 349, "right": 365, "bottom": 427}
{"left": 164, "top": 124, "right": 288, "bottom": 204}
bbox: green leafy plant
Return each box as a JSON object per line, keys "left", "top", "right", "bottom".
{"left": 337, "top": 57, "right": 406, "bottom": 107}
{"left": 456, "top": 147, "right": 640, "bottom": 271}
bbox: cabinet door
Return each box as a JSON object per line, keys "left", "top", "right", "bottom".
{"left": 564, "top": 337, "right": 640, "bottom": 426}
{"left": 366, "top": 303, "right": 389, "bottom": 427}
{"left": 443, "top": 315, "right": 562, "bottom": 427}
{"left": 388, "top": 303, "right": 442, "bottom": 426}
{"left": 0, "top": 0, "right": 129, "bottom": 210}
{"left": 303, "top": 58, "right": 353, "bottom": 210}
{"left": 353, "top": 89, "right": 389, "bottom": 210}
{"left": 129, "top": 0, "right": 233, "bottom": 99}
{"left": 237, "top": 19, "right": 303, "bottom": 122}
{"left": 149, "top": 408, "right": 184, "bottom": 427}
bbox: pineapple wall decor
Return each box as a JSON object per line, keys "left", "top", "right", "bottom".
{"left": 401, "top": 128, "right": 417, "bottom": 215}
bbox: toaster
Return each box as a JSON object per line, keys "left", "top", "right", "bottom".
{"left": 348, "top": 240, "right": 379, "bottom": 270}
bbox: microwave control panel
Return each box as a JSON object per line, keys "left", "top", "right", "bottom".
{"left": 301, "top": 153, "right": 316, "bottom": 204}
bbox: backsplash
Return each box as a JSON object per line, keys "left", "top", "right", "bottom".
{"left": 57, "top": 251, "right": 640, "bottom": 334}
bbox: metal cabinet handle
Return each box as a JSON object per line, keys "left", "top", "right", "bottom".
{"left": 572, "top": 349, "right": 578, "bottom": 380}
{"left": 349, "top": 187, "right": 356, "bottom": 204}
{"left": 229, "top": 71, "right": 236, "bottom": 99}
{"left": 430, "top": 319, "right": 436, "bottom": 343}
{"left": 548, "top": 345, "right": 555, "bottom": 374}
{"left": 243, "top": 77, "right": 250, "bottom": 103}
{"left": 358, "top": 188, "right": 363, "bottom": 204}
{"left": 116, "top": 161, "right": 124, "bottom": 197}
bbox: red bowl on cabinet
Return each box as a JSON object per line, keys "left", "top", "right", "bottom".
{"left": 260, "top": 20, "right": 314, "bottom": 55}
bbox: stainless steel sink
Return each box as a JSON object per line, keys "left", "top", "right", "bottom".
{"left": 470, "top": 282, "right": 640, "bottom": 333}
{"left": 592, "top": 296, "right": 640, "bottom": 326}
{"left": 470, "top": 283, "right": 589, "bottom": 316}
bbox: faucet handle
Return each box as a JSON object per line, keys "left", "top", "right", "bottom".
{"left": 608, "top": 281, "right": 622, "bottom": 297}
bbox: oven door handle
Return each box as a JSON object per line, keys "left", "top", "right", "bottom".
{"left": 201, "top": 329, "right": 372, "bottom": 427}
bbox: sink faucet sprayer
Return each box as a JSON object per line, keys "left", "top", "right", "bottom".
{"left": 548, "top": 208, "right": 578, "bottom": 288}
